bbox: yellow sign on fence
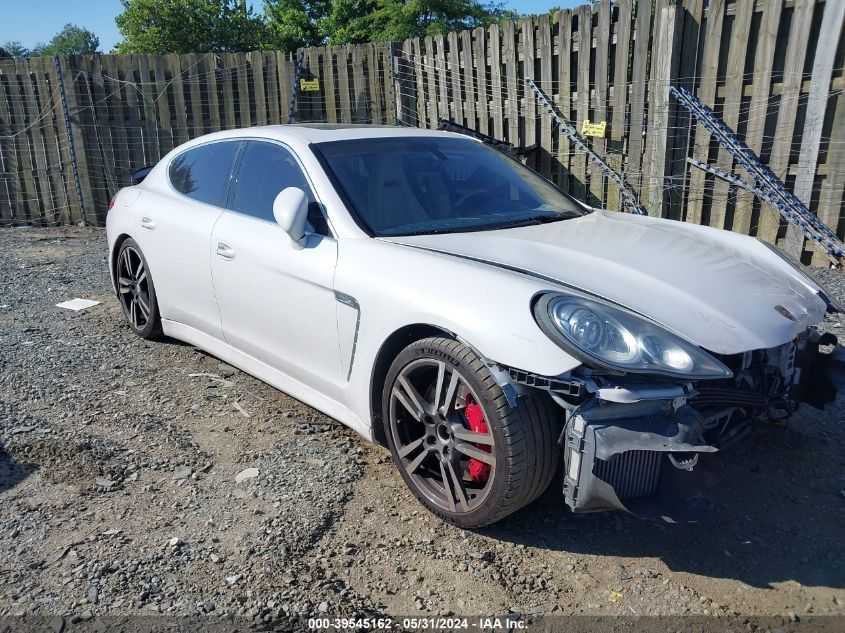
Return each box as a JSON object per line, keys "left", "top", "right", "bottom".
{"left": 581, "top": 119, "right": 607, "bottom": 138}
{"left": 300, "top": 78, "right": 320, "bottom": 92}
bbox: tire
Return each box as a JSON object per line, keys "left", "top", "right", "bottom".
{"left": 115, "top": 238, "right": 162, "bottom": 339}
{"left": 382, "top": 337, "right": 561, "bottom": 528}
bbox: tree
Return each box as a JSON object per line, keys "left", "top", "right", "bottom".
{"left": 0, "top": 41, "right": 30, "bottom": 58}
{"left": 263, "top": 0, "right": 511, "bottom": 49}
{"left": 115, "top": 0, "right": 266, "bottom": 53}
{"left": 31, "top": 24, "right": 100, "bottom": 56}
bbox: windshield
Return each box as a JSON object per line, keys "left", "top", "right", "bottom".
{"left": 313, "top": 136, "right": 586, "bottom": 236}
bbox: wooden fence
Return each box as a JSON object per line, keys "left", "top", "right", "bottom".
{"left": 1, "top": 0, "right": 844, "bottom": 264}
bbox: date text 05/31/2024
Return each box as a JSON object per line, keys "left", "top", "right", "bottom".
{"left": 307, "top": 617, "right": 526, "bottom": 630}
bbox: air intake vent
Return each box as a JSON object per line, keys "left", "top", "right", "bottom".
{"left": 593, "top": 451, "right": 661, "bottom": 500}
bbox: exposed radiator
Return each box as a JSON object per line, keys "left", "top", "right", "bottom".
{"left": 593, "top": 450, "right": 661, "bottom": 500}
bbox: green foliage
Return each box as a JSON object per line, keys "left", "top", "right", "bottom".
{"left": 263, "top": 0, "right": 512, "bottom": 49}
{"left": 0, "top": 41, "right": 30, "bottom": 58}
{"left": 115, "top": 0, "right": 267, "bottom": 53}
{"left": 30, "top": 24, "right": 100, "bottom": 56}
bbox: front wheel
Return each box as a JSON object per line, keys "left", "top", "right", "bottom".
{"left": 382, "top": 337, "right": 561, "bottom": 528}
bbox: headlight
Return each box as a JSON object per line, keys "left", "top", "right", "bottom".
{"left": 759, "top": 240, "right": 842, "bottom": 313}
{"left": 534, "top": 293, "right": 733, "bottom": 379}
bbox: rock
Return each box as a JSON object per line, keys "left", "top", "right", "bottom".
{"left": 95, "top": 477, "right": 117, "bottom": 490}
{"left": 619, "top": 567, "right": 632, "bottom": 581}
{"left": 49, "top": 616, "right": 65, "bottom": 633}
{"left": 235, "top": 468, "right": 259, "bottom": 484}
{"left": 173, "top": 466, "right": 192, "bottom": 480}
{"left": 45, "top": 547, "right": 70, "bottom": 566}
{"left": 88, "top": 585, "right": 99, "bottom": 604}
{"left": 318, "top": 601, "right": 329, "bottom": 613}
{"left": 226, "top": 574, "right": 241, "bottom": 586}
{"left": 168, "top": 537, "right": 182, "bottom": 547}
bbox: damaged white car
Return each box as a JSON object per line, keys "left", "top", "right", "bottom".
{"left": 106, "top": 125, "right": 843, "bottom": 527}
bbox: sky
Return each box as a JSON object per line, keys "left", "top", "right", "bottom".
{"left": 0, "top": 0, "right": 584, "bottom": 52}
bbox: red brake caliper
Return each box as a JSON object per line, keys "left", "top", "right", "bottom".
{"left": 464, "top": 396, "right": 491, "bottom": 484}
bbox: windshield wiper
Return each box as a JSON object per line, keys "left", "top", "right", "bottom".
{"left": 486, "top": 214, "right": 565, "bottom": 230}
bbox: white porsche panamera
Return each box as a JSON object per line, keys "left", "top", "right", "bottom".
{"left": 107, "top": 124, "right": 843, "bottom": 527}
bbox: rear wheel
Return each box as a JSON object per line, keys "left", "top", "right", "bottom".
{"left": 116, "top": 239, "right": 161, "bottom": 339}
{"left": 382, "top": 337, "right": 561, "bottom": 528}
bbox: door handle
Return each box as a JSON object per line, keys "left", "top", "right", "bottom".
{"left": 216, "top": 241, "right": 236, "bottom": 261}
{"left": 141, "top": 216, "right": 156, "bottom": 230}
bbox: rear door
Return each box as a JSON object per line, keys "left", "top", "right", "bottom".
{"left": 209, "top": 139, "right": 342, "bottom": 397}
{"left": 134, "top": 140, "right": 240, "bottom": 339}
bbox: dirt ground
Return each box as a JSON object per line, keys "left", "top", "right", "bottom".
{"left": 1, "top": 227, "right": 844, "bottom": 631}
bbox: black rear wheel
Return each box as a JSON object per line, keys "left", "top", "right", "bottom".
{"left": 383, "top": 337, "right": 561, "bottom": 528}
{"left": 116, "top": 239, "right": 161, "bottom": 339}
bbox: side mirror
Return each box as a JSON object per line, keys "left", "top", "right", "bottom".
{"left": 272, "top": 187, "right": 309, "bottom": 247}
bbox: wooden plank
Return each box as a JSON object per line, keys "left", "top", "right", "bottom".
{"left": 251, "top": 51, "right": 267, "bottom": 126}
{"left": 9, "top": 58, "right": 40, "bottom": 222}
{"left": 122, "top": 55, "right": 144, "bottom": 174}
{"left": 204, "top": 53, "right": 222, "bottom": 132}
{"left": 590, "top": 0, "right": 611, "bottom": 206}
{"left": 732, "top": 0, "right": 781, "bottom": 236}
{"left": 46, "top": 56, "right": 82, "bottom": 223}
{"left": 488, "top": 25, "right": 503, "bottom": 139}
{"left": 89, "top": 56, "right": 117, "bottom": 202}
{"left": 683, "top": 0, "right": 725, "bottom": 225}
{"left": 262, "top": 52, "right": 279, "bottom": 124}
{"left": 19, "top": 58, "right": 54, "bottom": 224}
{"left": 182, "top": 53, "right": 203, "bottom": 137}
{"left": 502, "top": 21, "right": 518, "bottom": 145}
{"left": 164, "top": 54, "right": 190, "bottom": 144}
{"left": 434, "top": 35, "right": 449, "bottom": 123}
{"left": 448, "top": 31, "right": 464, "bottom": 125}
{"left": 668, "top": 0, "right": 704, "bottom": 222}
{"left": 535, "top": 15, "right": 552, "bottom": 179}
{"left": 814, "top": 90, "right": 845, "bottom": 265}
{"left": 305, "top": 47, "right": 321, "bottom": 122}
{"left": 709, "top": 0, "right": 753, "bottom": 230}
{"left": 233, "top": 52, "right": 251, "bottom": 127}
{"left": 556, "top": 9, "right": 573, "bottom": 191}
{"left": 99, "top": 55, "right": 129, "bottom": 191}
{"left": 381, "top": 44, "right": 396, "bottom": 126}
{"left": 59, "top": 55, "right": 96, "bottom": 224}
{"left": 757, "top": 0, "right": 814, "bottom": 250}
{"left": 322, "top": 47, "right": 338, "bottom": 124}
{"left": 0, "top": 61, "right": 18, "bottom": 223}
{"left": 136, "top": 55, "right": 160, "bottom": 161}
{"left": 32, "top": 56, "right": 71, "bottom": 223}
{"left": 151, "top": 54, "right": 173, "bottom": 151}
{"left": 337, "top": 46, "right": 352, "bottom": 124}
{"left": 411, "top": 38, "right": 427, "bottom": 126}
{"left": 521, "top": 19, "right": 536, "bottom": 170}
{"left": 276, "top": 52, "right": 292, "bottom": 124}
{"left": 473, "top": 27, "right": 489, "bottom": 135}
{"left": 573, "top": 5, "right": 591, "bottom": 200}
{"left": 787, "top": 0, "right": 845, "bottom": 259}
{"left": 460, "top": 30, "right": 476, "bottom": 129}
{"left": 607, "top": 0, "right": 632, "bottom": 211}
{"left": 424, "top": 37, "right": 438, "bottom": 128}
{"left": 352, "top": 45, "right": 369, "bottom": 123}
{"left": 626, "top": 0, "right": 652, "bottom": 199}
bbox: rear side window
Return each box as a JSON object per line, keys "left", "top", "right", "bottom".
{"left": 169, "top": 141, "right": 239, "bottom": 207}
{"left": 230, "top": 140, "right": 328, "bottom": 234}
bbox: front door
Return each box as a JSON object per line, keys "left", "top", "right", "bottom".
{"left": 209, "top": 140, "right": 342, "bottom": 397}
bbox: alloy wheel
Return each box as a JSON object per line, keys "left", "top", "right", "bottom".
{"left": 117, "top": 246, "right": 151, "bottom": 330}
{"left": 388, "top": 359, "right": 496, "bottom": 514}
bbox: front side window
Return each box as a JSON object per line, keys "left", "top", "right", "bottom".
{"left": 168, "top": 141, "right": 239, "bottom": 207}
{"left": 230, "top": 140, "right": 328, "bottom": 234}
{"left": 313, "top": 136, "right": 585, "bottom": 236}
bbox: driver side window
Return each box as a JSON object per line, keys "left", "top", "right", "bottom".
{"left": 229, "top": 141, "right": 329, "bottom": 235}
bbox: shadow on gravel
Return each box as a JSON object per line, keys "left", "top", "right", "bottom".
{"left": 480, "top": 425, "right": 845, "bottom": 591}
{"left": 0, "top": 445, "right": 38, "bottom": 494}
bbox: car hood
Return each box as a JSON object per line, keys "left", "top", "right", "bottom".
{"left": 382, "top": 210, "right": 828, "bottom": 355}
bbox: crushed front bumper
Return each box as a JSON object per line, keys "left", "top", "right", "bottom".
{"left": 558, "top": 334, "right": 844, "bottom": 523}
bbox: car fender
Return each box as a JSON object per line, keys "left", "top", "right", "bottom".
{"left": 335, "top": 237, "right": 581, "bottom": 426}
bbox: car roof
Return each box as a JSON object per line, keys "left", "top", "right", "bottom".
{"left": 185, "top": 124, "right": 471, "bottom": 146}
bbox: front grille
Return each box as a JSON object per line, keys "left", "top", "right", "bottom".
{"left": 593, "top": 450, "right": 661, "bottom": 500}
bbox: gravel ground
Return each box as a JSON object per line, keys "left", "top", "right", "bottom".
{"left": 1, "top": 227, "right": 844, "bottom": 631}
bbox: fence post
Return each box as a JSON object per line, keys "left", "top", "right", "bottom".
{"left": 643, "top": 4, "right": 682, "bottom": 217}
{"left": 388, "top": 41, "right": 401, "bottom": 125}
{"left": 288, "top": 50, "right": 304, "bottom": 123}
{"left": 54, "top": 54, "right": 89, "bottom": 226}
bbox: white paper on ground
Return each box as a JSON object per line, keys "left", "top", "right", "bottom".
{"left": 55, "top": 298, "right": 101, "bottom": 311}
